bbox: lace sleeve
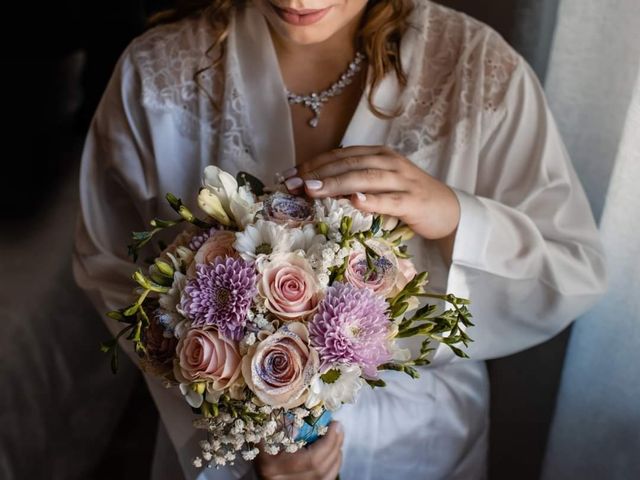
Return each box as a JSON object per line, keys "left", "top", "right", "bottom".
{"left": 390, "top": 2, "right": 520, "bottom": 155}
{"left": 129, "top": 17, "right": 225, "bottom": 144}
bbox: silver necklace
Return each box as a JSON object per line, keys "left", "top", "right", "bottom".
{"left": 285, "top": 52, "right": 366, "bottom": 128}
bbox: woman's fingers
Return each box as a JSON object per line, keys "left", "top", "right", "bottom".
{"left": 302, "top": 154, "right": 399, "bottom": 182}
{"left": 295, "top": 145, "right": 391, "bottom": 176}
{"left": 303, "top": 169, "right": 407, "bottom": 198}
{"left": 310, "top": 422, "right": 344, "bottom": 473}
{"left": 351, "top": 191, "right": 410, "bottom": 217}
{"left": 305, "top": 421, "right": 343, "bottom": 460}
{"left": 322, "top": 451, "right": 343, "bottom": 480}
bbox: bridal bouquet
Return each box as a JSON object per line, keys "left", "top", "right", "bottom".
{"left": 101, "top": 166, "right": 473, "bottom": 468}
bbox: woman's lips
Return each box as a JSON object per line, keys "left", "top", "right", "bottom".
{"left": 272, "top": 5, "right": 332, "bottom": 26}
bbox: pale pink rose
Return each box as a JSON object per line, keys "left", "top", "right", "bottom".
{"left": 174, "top": 327, "right": 243, "bottom": 394}
{"left": 391, "top": 258, "right": 420, "bottom": 311}
{"left": 394, "top": 258, "right": 417, "bottom": 293}
{"left": 344, "top": 240, "right": 398, "bottom": 298}
{"left": 241, "top": 322, "right": 319, "bottom": 409}
{"left": 187, "top": 230, "right": 237, "bottom": 276}
{"left": 259, "top": 254, "right": 320, "bottom": 321}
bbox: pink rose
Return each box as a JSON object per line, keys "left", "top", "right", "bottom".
{"left": 345, "top": 240, "right": 399, "bottom": 298}
{"left": 188, "top": 230, "right": 237, "bottom": 276}
{"left": 242, "top": 322, "right": 319, "bottom": 409}
{"left": 393, "top": 258, "right": 417, "bottom": 294}
{"left": 174, "top": 327, "right": 243, "bottom": 394}
{"left": 259, "top": 254, "right": 320, "bottom": 321}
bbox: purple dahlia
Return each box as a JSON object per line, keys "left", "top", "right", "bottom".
{"left": 180, "top": 256, "right": 256, "bottom": 340}
{"left": 308, "top": 282, "right": 392, "bottom": 378}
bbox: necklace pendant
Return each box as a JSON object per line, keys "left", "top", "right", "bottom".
{"left": 286, "top": 51, "right": 366, "bottom": 129}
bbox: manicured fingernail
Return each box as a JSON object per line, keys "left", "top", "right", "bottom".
{"left": 305, "top": 179, "right": 323, "bottom": 190}
{"left": 355, "top": 192, "right": 366, "bottom": 202}
{"left": 280, "top": 167, "right": 298, "bottom": 179}
{"left": 335, "top": 422, "right": 343, "bottom": 434}
{"left": 285, "top": 176, "right": 304, "bottom": 190}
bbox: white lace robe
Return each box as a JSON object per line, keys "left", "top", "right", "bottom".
{"left": 72, "top": 2, "right": 606, "bottom": 479}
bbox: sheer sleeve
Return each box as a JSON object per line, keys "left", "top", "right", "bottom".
{"left": 71, "top": 46, "right": 255, "bottom": 480}
{"left": 434, "top": 58, "right": 607, "bottom": 364}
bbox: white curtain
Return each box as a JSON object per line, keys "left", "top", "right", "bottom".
{"left": 542, "top": 0, "right": 640, "bottom": 478}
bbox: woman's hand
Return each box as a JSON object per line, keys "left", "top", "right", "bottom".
{"left": 255, "top": 422, "right": 344, "bottom": 480}
{"left": 282, "top": 146, "right": 461, "bottom": 243}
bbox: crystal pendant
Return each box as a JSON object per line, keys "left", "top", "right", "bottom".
{"left": 309, "top": 116, "right": 319, "bottom": 128}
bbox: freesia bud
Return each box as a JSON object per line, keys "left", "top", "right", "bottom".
{"left": 154, "top": 259, "right": 174, "bottom": 277}
{"left": 380, "top": 215, "right": 399, "bottom": 231}
{"left": 388, "top": 225, "right": 415, "bottom": 242}
{"left": 198, "top": 188, "right": 232, "bottom": 225}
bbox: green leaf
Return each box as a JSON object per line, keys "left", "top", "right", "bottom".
{"left": 150, "top": 217, "right": 181, "bottom": 228}
{"left": 365, "top": 378, "right": 386, "bottom": 389}
{"left": 449, "top": 346, "right": 470, "bottom": 358}
{"left": 106, "top": 310, "right": 124, "bottom": 321}
{"left": 110, "top": 348, "right": 119, "bottom": 374}
{"left": 390, "top": 301, "right": 409, "bottom": 319}
{"left": 370, "top": 216, "right": 381, "bottom": 235}
{"left": 123, "top": 304, "right": 139, "bottom": 316}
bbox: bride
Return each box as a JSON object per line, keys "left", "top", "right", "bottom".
{"left": 72, "top": 1, "right": 606, "bottom": 479}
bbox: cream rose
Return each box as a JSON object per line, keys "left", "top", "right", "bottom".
{"left": 258, "top": 254, "right": 320, "bottom": 321}
{"left": 242, "top": 322, "right": 319, "bottom": 409}
{"left": 174, "top": 327, "right": 243, "bottom": 396}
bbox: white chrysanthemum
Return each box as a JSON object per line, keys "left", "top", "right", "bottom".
{"left": 315, "top": 197, "right": 373, "bottom": 235}
{"left": 234, "top": 220, "right": 292, "bottom": 261}
{"left": 291, "top": 223, "right": 326, "bottom": 252}
{"left": 305, "top": 364, "right": 365, "bottom": 411}
{"left": 158, "top": 272, "right": 187, "bottom": 311}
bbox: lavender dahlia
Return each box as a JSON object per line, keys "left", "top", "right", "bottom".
{"left": 308, "top": 282, "right": 392, "bottom": 378}
{"left": 180, "top": 256, "right": 256, "bottom": 340}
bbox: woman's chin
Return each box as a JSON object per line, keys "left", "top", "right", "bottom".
{"left": 267, "top": 19, "right": 341, "bottom": 46}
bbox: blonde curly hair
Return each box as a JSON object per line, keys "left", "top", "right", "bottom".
{"left": 149, "top": 0, "right": 414, "bottom": 117}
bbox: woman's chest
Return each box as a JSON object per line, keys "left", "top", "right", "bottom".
{"left": 289, "top": 79, "right": 365, "bottom": 165}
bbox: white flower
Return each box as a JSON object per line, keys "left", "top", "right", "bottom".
{"left": 285, "top": 443, "right": 300, "bottom": 453}
{"left": 201, "top": 166, "right": 259, "bottom": 227}
{"left": 315, "top": 197, "right": 373, "bottom": 236}
{"left": 318, "top": 273, "right": 330, "bottom": 287}
{"left": 179, "top": 383, "right": 203, "bottom": 408}
{"left": 158, "top": 272, "right": 187, "bottom": 313}
{"left": 291, "top": 223, "right": 325, "bottom": 252}
{"left": 264, "top": 444, "right": 280, "bottom": 455}
{"left": 305, "top": 364, "right": 365, "bottom": 411}
{"left": 231, "top": 185, "right": 262, "bottom": 229}
{"left": 242, "top": 448, "right": 260, "bottom": 461}
{"left": 192, "top": 457, "right": 203, "bottom": 468}
{"left": 203, "top": 165, "right": 239, "bottom": 209}
{"left": 234, "top": 220, "right": 292, "bottom": 261}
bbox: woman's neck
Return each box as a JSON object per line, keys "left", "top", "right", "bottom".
{"left": 270, "top": 9, "right": 366, "bottom": 94}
